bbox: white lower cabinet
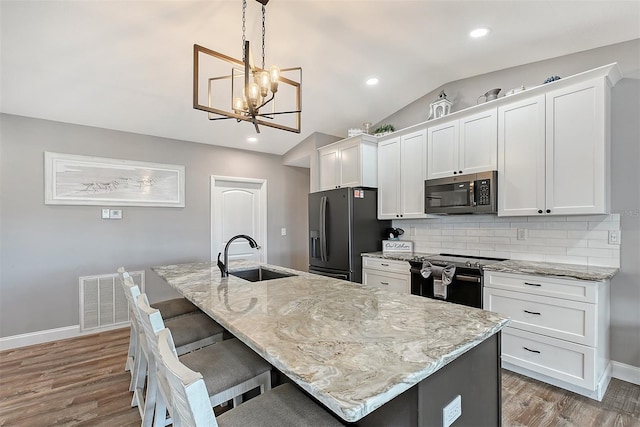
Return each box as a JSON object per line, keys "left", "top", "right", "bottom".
{"left": 484, "top": 271, "right": 610, "bottom": 401}
{"left": 362, "top": 257, "right": 411, "bottom": 294}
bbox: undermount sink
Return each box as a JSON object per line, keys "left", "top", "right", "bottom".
{"left": 229, "top": 267, "right": 296, "bottom": 282}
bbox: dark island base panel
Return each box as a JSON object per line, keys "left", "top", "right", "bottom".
{"left": 349, "top": 332, "right": 501, "bottom": 427}
{"left": 269, "top": 332, "right": 501, "bottom": 426}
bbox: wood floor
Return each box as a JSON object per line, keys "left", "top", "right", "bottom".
{"left": 1, "top": 327, "right": 638, "bottom": 426}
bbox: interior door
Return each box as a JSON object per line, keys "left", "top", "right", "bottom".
{"left": 211, "top": 176, "right": 267, "bottom": 264}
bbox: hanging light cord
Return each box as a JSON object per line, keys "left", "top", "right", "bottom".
{"left": 241, "top": 0, "right": 247, "bottom": 60}
{"left": 261, "top": 5, "right": 266, "bottom": 70}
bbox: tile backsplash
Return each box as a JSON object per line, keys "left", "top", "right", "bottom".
{"left": 394, "top": 214, "right": 621, "bottom": 268}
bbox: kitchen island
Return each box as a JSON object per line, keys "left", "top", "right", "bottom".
{"left": 153, "top": 261, "right": 509, "bottom": 426}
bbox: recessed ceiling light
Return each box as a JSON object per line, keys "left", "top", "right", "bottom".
{"left": 247, "top": 137, "right": 258, "bottom": 143}
{"left": 470, "top": 27, "right": 490, "bottom": 38}
{"left": 366, "top": 77, "right": 379, "bottom": 86}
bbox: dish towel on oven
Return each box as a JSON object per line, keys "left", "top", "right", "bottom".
{"left": 420, "top": 261, "right": 456, "bottom": 299}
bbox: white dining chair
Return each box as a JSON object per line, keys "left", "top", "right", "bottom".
{"left": 155, "top": 327, "right": 344, "bottom": 427}
{"left": 119, "top": 270, "right": 225, "bottom": 424}
{"left": 136, "top": 294, "right": 272, "bottom": 427}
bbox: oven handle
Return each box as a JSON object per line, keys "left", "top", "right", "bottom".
{"left": 455, "top": 274, "right": 481, "bottom": 283}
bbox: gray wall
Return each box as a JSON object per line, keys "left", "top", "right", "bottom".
{"left": 377, "top": 40, "right": 640, "bottom": 368}
{"left": 0, "top": 115, "right": 310, "bottom": 337}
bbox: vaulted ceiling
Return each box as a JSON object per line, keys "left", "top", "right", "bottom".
{"left": 1, "top": 0, "right": 639, "bottom": 155}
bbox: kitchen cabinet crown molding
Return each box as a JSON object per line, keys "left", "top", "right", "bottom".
{"left": 373, "top": 63, "right": 622, "bottom": 140}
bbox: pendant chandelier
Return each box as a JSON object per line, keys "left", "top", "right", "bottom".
{"left": 193, "top": 0, "right": 302, "bottom": 134}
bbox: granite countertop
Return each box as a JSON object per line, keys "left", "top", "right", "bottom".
{"left": 363, "top": 251, "right": 618, "bottom": 281}
{"left": 482, "top": 260, "right": 619, "bottom": 281}
{"left": 152, "top": 261, "right": 508, "bottom": 422}
{"left": 362, "top": 251, "right": 435, "bottom": 262}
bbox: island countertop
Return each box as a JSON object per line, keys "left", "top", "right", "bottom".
{"left": 152, "top": 261, "right": 509, "bottom": 423}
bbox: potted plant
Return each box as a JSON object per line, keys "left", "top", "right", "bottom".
{"left": 373, "top": 124, "right": 395, "bottom": 136}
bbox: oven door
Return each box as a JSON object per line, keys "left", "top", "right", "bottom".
{"left": 410, "top": 265, "right": 483, "bottom": 308}
{"left": 445, "top": 272, "right": 482, "bottom": 308}
{"left": 424, "top": 179, "right": 475, "bottom": 214}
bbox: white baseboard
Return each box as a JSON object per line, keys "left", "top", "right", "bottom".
{"left": 0, "top": 323, "right": 127, "bottom": 352}
{"left": 611, "top": 360, "right": 640, "bottom": 386}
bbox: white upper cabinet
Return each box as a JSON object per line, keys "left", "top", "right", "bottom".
{"left": 317, "top": 134, "right": 377, "bottom": 191}
{"left": 545, "top": 79, "right": 608, "bottom": 215}
{"left": 498, "top": 95, "right": 546, "bottom": 216}
{"left": 427, "top": 109, "right": 497, "bottom": 179}
{"left": 498, "top": 73, "right": 614, "bottom": 217}
{"left": 378, "top": 130, "right": 428, "bottom": 219}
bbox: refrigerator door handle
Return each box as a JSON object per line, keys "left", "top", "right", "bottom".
{"left": 320, "top": 196, "right": 328, "bottom": 262}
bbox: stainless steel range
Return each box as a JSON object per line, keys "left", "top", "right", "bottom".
{"left": 409, "top": 253, "right": 507, "bottom": 308}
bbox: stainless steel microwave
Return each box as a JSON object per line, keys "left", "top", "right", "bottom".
{"left": 424, "top": 171, "right": 497, "bottom": 214}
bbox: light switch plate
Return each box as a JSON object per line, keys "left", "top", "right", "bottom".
{"left": 101, "top": 208, "right": 110, "bottom": 219}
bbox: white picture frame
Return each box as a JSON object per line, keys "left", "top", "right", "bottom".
{"left": 44, "top": 152, "right": 185, "bottom": 207}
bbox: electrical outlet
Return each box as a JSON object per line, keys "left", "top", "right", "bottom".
{"left": 517, "top": 228, "right": 528, "bottom": 240}
{"left": 101, "top": 208, "right": 110, "bottom": 219}
{"left": 442, "top": 395, "right": 462, "bottom": 427}
{"left": 281, "top": 227, "right": 287, "bottom": 236}
{"left": 608, "top": 230, "right": 620, "bottom": 245}
{"left": 110, "top": 209, "right": 123, "bottom": 219}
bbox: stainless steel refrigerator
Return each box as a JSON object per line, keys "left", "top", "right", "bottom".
{"left": 308, "top": 187, "right": 391, "bottom": 283}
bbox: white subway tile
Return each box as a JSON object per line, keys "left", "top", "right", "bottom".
{"left": 467, "top": 229, "right": 494, "bottom": 237}
{"left": 588, "top": 221, "right": 619, "bottom": 231}
{"left": 588, "top": 240, "right": 621, "bottom": 249}
{"left": 467, "top": 243, "right": 495, "bottom": 251}
{"left": 440, "top": 216, "right": 467, "bottom": 224}
{"left": 535, "top": 246, "right": 566, "bottom": 255}
{"left": 566, "top": 214, "right": 609, "bottom": 222}
{"left": 567, "top": 247, "right": 614, "bottom": 258}
{"left": 452, "top": 236, "right": 480, "bottom": 243}
{"left": 454, "top": 222, "right": 479, "bottom": 229}
{"left": 587, "top": 257, "right": 620, "bottom": 268}
{"left": 568, "top": 230, "right": 608, "bottom": 240}
{"left": 511, "top": 252, "right": 547, "bottom": 262}
{"left": 528, "top": 215, "right": 566, "bottom": 223}
{"left": 442, "top": 229, "right": 466, "bottom": 236}
{"left": 510, "top": 222, "right": 545, "bottom": 229}
{"left": 494, "top": 229, "right": 518, "bottom": 238}
{"left": 495, "top": 244, "right": 528, "bottom": 252}
{"left": 545, "top": 238, "right": 588, "bottom": 248}
{"left": 481, "top": 222, "right": 512, "bottom": 229}
{"left": 472, "top": 215, "right": 496, "bottom": 223}
{"left": 545, "top": 255, "right": 588, "bottom": 265}
{"left": 481, "top": 236, "right": 511, "bottom": 244}
{"left": 441, "top": 242, "right": 467, "bottom": 250}
{"left": 511, "top": 237, "right": 546, "bottom": 246}
{"left": 529, "top": 230, "right": 568, "bottom": 239}
{"left": 426, "top": 235, "right": 454, "bottom": 242}
{"left": 544, "top": 221, "right": 588, "bottom": 230}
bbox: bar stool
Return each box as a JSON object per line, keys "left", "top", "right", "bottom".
{"left": 118, "top": 267, "right": 200, "bottom": 374}
{"left": 155, "top": 327, "right": 344, "bottom": 427}
{"left": 119, "top": 271, "right": 224, "bottom": 424}
{"left": 136, "top": 296, "right": 272, "bottom": 427}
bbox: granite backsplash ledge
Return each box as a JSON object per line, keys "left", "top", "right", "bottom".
{"left": 393, "top": 213, "right": 621, "bottom": 268}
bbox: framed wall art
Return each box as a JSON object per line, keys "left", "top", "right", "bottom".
{"left": 44, "top": 152, "right": 185, "bottom": 207}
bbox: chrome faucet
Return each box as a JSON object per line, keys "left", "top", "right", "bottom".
{"left": 218, "top": 234, "right": 261, "bottom": 277}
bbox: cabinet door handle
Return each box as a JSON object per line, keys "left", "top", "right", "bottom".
{"left": 537, "top": 209, "right": 543, "bottom": 214}
{"left": 524, "top": 310, "right": 541, "bottom": 315}
{"left": 381, "top": 263, "right": 389, "bottom": 266}
{"left": 523, "top": 347, "right": 541, "bottom": 354}
{"left": 524, "top": 282, "right": 541, "bottom": 287}
{"left": 380, "top": 282, "right": 389, "bottom": 285}
{"left": 546, "top": 209, "right": 551, "bottom": 213}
